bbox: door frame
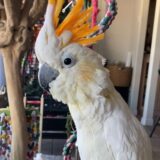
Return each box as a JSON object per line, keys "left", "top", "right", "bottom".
{"left": 129, "top": 0, "right": 150, "bottom": 115}
{"left": 141, "top": 0, "right": 160, "bottom": 125}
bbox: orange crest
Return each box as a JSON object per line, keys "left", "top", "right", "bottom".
{"left": 47, "top": 0, "right": 104, "bottom": 46}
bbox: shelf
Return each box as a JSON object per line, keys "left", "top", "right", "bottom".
{"left": 43, "top": 116, "right": 67, "bottom": 120}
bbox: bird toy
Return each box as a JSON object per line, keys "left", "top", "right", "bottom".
{"left": 99, "top": 0, "right": 117, "bottom": 31}
{"left": 63, "top": 131, "right": 77, "bottom": 160}
{"left": 0, "top": 107, "right": 40, "bottom": 160}
{"left": 91, "top": 0, "right": 99, "bottom": 27}
{"left": 92, "top": 0, "right": 117, "bottom": 36}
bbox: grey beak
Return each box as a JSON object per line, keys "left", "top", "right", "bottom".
{"left": 38, "top": 63, "right": 59, "bottom": 91}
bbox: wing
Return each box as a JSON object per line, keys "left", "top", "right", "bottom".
{"left": 103, "top": 91, "right": 152, "bottom": 160}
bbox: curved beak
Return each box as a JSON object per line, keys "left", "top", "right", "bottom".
{"left": 38, "top": 63, "right": 59, "bottom": 91}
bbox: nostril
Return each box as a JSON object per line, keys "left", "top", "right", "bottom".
{"left": 51, "top": 76, "right": 56, "bottom": 81}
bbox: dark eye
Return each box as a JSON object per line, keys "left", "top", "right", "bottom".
{"left": 64, "top": 58, "right": 72, "bottom": 65}
{"left": 62, "top": 54, "right": 76, "bottom": 68}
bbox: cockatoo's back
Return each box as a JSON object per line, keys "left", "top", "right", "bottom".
{"left": 35, "top": 1, "right": 152, "bottom": 160}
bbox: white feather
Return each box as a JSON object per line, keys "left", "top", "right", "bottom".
{"left": 35, "top": 4, "right": 60, "bottom": 65}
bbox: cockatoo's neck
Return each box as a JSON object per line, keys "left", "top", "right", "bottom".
{"left": 68, "top": 86, "right": 116, "bottom": 129}
{"left": 49, "top": 62, "right": 117, "bottom": 128}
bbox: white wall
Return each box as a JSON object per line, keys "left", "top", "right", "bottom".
{"left": 95, "top": 0, "right": 150, "bottom": 115}
{"left": 95, "top": 0, "right": 136, "bottom": 64}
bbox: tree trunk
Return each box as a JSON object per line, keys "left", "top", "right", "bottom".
{"left": 0, "top": 1, "right": 47, "bottom": 159}
{"left": 2, "top": 47, "right": 28, "bottom": 160}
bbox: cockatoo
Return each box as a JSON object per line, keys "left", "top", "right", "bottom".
{"left": 35, "top": 0, "right": 152, "bottom": 160}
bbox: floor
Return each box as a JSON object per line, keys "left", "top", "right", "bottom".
{"left": 41, "top": 139, "right": 72, "bottom": 160}
{"left": 41, "top": 126, "right": 160, "bottom": 160}
{"left": 150, "top": 127, "right": 160, "bottom": 160}
{"left": 41, "top": 139, "right": 66, "bottom": 156}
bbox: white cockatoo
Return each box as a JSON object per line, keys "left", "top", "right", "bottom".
{"left": 35, "top": 0, "right": 152, "bottom": 160}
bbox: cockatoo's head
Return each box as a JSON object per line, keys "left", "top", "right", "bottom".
{"left": 38, "top": 42, "right": 110, "bottom": 104}
{"left": 35, "top": 0, "right": 116, "bottom": 105}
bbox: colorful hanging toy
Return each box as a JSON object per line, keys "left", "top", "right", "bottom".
{"left": 100, "top": 0, "right": 117, "bottom": 31}
{"left": 63, "top": 131, "right": 77, "bottom": 160}
{"left": 0, "top": 106, "right": 40, "bottom": 160}
{"left": 91, "top": 0, "right": 99, "bottom": 27}
{"left": 92, "top": 0, "right": 117, "bottom": 36}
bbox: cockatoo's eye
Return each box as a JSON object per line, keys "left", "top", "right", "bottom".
{"left": 62, "top": 54, "right": 76, "bottom": 68}
{"left": 64, "top": 58, "right": 72, "bottom": 65}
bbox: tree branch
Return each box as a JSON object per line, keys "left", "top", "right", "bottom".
{"left": 0, "top": 4, "right": 4, "bottom": 9}
{"left": 4, "top": 0, "right": 21, "bottom": 27}
{"left": 0, "top": 0, "right": 4, "bottom": 8}
{"left": 13, "top": 1, "right": 35, "bottom": 57}
{"left": 21, "top": 0, "right": 34, "bottom": 21}
{"left": 29, "top": 0, "right": 47, "bottom": 25}
{"left": 0, "top": 0, "right": 21, "bottom": 48}
{"left": 0, "top": 22, "right": 13, "bottom": 48}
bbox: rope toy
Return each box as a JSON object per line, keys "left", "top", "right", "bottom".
{"left": 100, "top": 0, "right": 117, "bottom": 31}
{"left": 92, "top": 0, "right": 99, "bottom": 27}
{"left": 92, "top": 0, "right": 117, "bottom": 36}
{"left": 63, "top": 131, "right": 77, "bottom": 160}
